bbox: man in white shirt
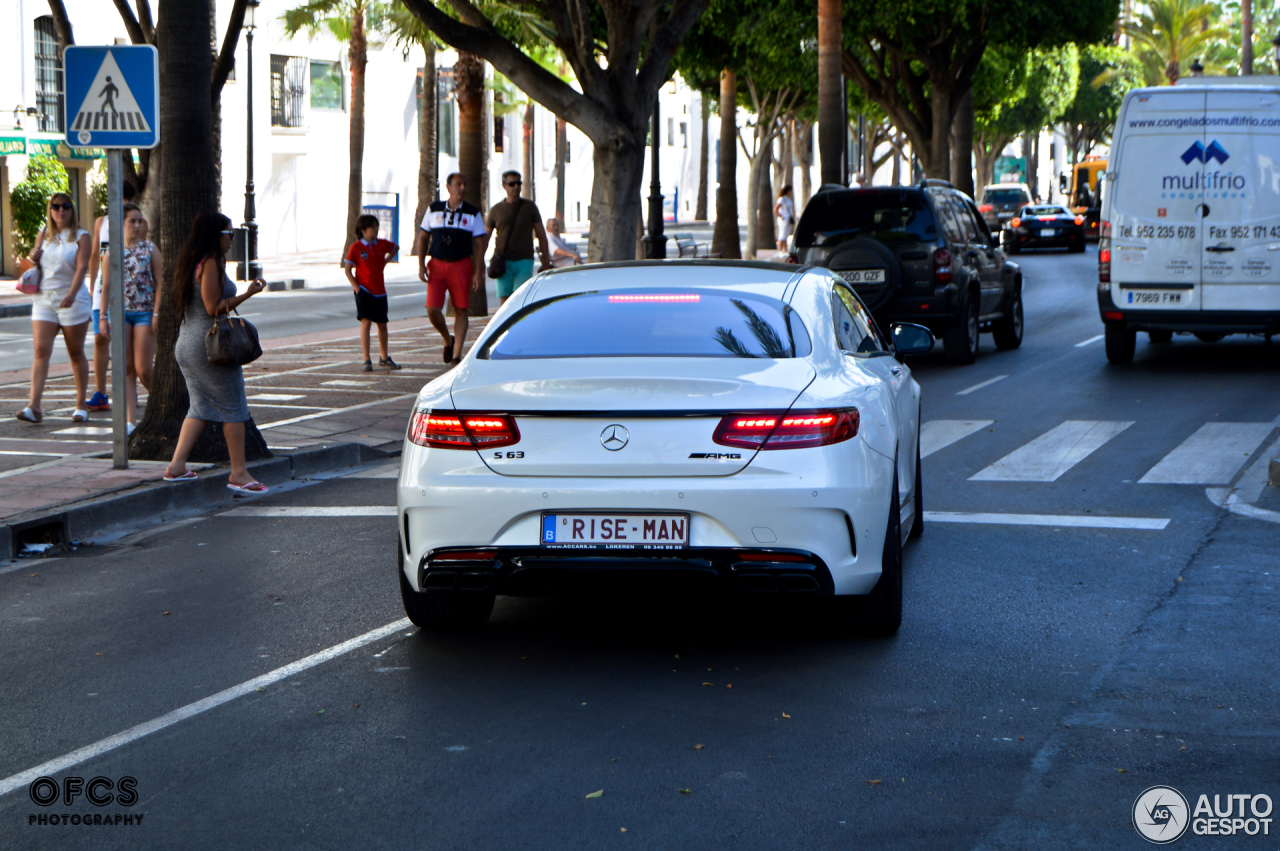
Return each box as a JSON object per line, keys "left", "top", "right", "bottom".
{"left": 545, "top": 217, "right": 583, "bottom": 268}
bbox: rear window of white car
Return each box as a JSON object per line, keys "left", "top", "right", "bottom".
{"left": 479, "top": 289, "right": 812, "bottom": 359}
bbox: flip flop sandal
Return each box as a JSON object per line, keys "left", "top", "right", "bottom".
{"left": 227, "top": 480, "right": 269, "bottom": 494}
{"left": 163, "top": 470, "right": 198, "bottom": 482}
{"left": 71, "top": 409, "right": 89, "bottom": 423}
{"left": 443, "top": 335, "right": 455, "bottom": 363}
{"left": 15, "top": 407, "right": 42, "bottom": 424}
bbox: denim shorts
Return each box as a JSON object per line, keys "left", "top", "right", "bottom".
{"left": 93, "top": 308, "right": 153, "bottom": 331}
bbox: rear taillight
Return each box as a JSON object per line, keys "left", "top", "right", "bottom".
{"left": 1009, "top": 217, "right": 1021, "bottom": 228}
{"left": 408, "top": 410, "right": 520, "bottom": 449}
{"left": 1098, "top": 220, "right": 1111, "bottom": 283}
{"left": 1074, "top": 215, "right": 1085, "bottom": 226}
{"left": 933, "top": 248, "right": 953, "bottom": 284}
{"left": 978, "top": 204, "right": 994, "bottom": 212}
{"left": 713, "top": 409, "right": 859, "bottom": 451}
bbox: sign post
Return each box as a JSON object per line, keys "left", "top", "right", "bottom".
{"left": 64, "top": 45, "right": 159, "bottom": 470}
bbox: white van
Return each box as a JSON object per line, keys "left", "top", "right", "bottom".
{"left": 1097, "top": 77, "right": 1280, "bottom": 362}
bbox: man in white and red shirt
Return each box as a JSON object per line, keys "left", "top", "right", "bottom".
{"left": 416, "top": 172, "right": 487, "bottom": 364}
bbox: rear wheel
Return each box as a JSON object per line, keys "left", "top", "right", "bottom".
{"left": 399, "top": 543, "right": 495, "bottom": 630}
{"left": 1069, "top": 238, "right": 1086, "bottom": 253}
{"left": 1195, "top": 332, "right": 1225, "bottom": 343}
{"left": 1105, "top": 322, "right": 1135, "bottom": 364}
{"left": 908, "top": 435, "right": 924, "bottom": 539}
{"left": 826, "top": 472, "right": 903, "bottom": 637}
{"left": 992, "top": 290, "right": 1023, "bottom": 350}
{"left": 943, "top": 288, "right": 980, "bottom": 365}
{"left": 1148, "top": 330, "right": 1173, "bottom": 344}
{"left": 1006, "top": 240, "right": 1021, "bottom": 255}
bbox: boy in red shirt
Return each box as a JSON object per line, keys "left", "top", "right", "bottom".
{"left": 343, "top": 215, "right": 401, "bottom": 371}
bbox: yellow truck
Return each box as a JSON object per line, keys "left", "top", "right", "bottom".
{"left": 1059, "top": 156, "right": 1107, "bottom": 241}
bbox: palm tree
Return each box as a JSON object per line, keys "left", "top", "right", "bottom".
{"left": 388, "top": 3, "right": 439, "bottom": 232}
{"left": 1123, "top": 0, "right": 1226, "bottom": 84}
{"left": 817, "top": 0, "right": 842, "bottom": 186}
{"left": 284, "top": 1, "right": 387, "bottom": 266}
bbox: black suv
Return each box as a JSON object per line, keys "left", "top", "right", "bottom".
{"left": 790, "top": 181, "right": 1023, "bottom": 364}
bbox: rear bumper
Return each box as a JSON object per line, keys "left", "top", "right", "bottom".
{"left": 1007, "top": 229, "right": 1083, "bottom": 248}
{"left": 1097, "top": 284, "right": 1280, "bottom": 333}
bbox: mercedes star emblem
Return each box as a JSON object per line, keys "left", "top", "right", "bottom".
{"left": 600, "top": 424, "right": 629, "bottom": 451}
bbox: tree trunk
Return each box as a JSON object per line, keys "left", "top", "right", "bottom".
{"left": 1028, "top": 132, "right": 1039, "bottom": 201}
{"left": 132, "top": 0, "right": 267, "bottom": 464}
{"left": 210, "top": 11, "right": 222, "bottom": 204}
{"left": 892, "top": 147, "right": 901, "bottom": 185}
{"left": 555, "top": 117, "right": 567, "bottom": 223}
{"left": 343, "top": 9, "right": 367, "bottom": 266}
{"left": 817, "top": 0, "right": 843, "bottom": 186}
{"left": 414, "top": 37, "right": 438, "bottom": 239}
{"left": 712, "top": 69, "right": 741, "bottom": 259}
{"left": 923, "top": 82, "right": 954, "bottom": 181}
{"left": 523, "top": 102, "right": 534, "bottom": 200}
{"left": 454, "top": 52, "right": 487, "bottom": 314}
{"left": 694, "top": 96, "right": 709, "bottom": 221}
{"left": 775, "top": 122, "right": 793, "bottom": 197}
{"left": 586, "top": 142, "right": 645, "bottom": 263}
{"left": 951, "top": 88, "right": 974, "bottom": 197}
{"left": 1240, "top": 0, "right": 1253, "bottom": 75}
{"left": 46, "top": 0, "right": 75, "bottom": 55}
{"left": 757, "top": 139, "right": 775, "bottom": 250}
{"left": 795, "top": 120, "right": 813, "bottom": 207}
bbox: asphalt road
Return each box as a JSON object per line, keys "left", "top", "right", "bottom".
{"left": 2, "top": 247, "right": 1279, "bottom": 849}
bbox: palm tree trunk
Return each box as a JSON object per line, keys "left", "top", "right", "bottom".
{"left": 795, "top": 119, "right": 813, "bottom": 206}
{"left": 775, "top": 120, "right": 793, "bottom": 196}
{"left": 1241, "top": 0, "right": 1253, "bottom": 75}
{"left": 757, "top": 139, "right": 775, "bottom": 249}
{"left": 132, "top": 0, "right": 267, "bottom": 463}
{"left": 555, "top": 116, "right": 567, "bottom": 223}
{"left": 343, "top": 7, "right": 368, "bottom": 266}
{"left": 694, "top": 96, "right": 709, "bottom": 221}
{"left": 951, "top": 88, "right": 974, "bottom": 197}
{"left": 817, "top": 0, "right": 842, "bottom": 186}
{"left": 523, "top": 102, "right": 534, "bottom": 200}
{"left": 712, "top": 69, "right": 741, "bottom": 259}
{"left": 414, "top": 37, "right": 438, "bottom": 235}
{"left": 454, "top": 51, "right": 487, "bottom": 315}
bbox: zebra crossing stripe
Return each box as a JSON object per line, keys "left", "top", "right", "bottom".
{"left": 920, "top": 420, "right": 993, "bottom": 458}
{"left": 1138, "top": 422, "right": 1276, "bottom": 485}
{"left": 926, "top": 511, "right": 1169, "bottom": 530}
{"left": 969, "top": 420, "right": 1134, "bottom": 482}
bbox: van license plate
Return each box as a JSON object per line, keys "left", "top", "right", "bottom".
{"left": 1124, "top": 290, "right": 1187, "bottom": 307}
{"left": 838, "top": 269, "right": 885, "bottom": 284}
{"left": 541, "top": 513, "right": 689, "bottom": 549}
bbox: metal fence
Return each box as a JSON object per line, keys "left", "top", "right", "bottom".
{"left": 270, "top": 55, "right": 307, "bottom": 128}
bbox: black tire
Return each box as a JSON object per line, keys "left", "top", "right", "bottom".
{"left": 826, "top": 472, "right": 903, "bottom": 637}
{"left": 1104, "top": 322, "right": 1135, "bottom": 364}
{"left": 992, "top": 289, "right": 1023, "bottom": 350}
{"left": 1148, "top": 330, "right": 1173, "bottom": 344}
{"left": 1195, "top": 332, "right": 1225, "bottom": 343}
{"left": 399, "top": 543, "right": 495, "bottom": 630}
{"left": 1069, "top": 238, "right": 1086, "bottom": 253}
{"left": 943, "top": 286, "right": 979, "bottom": 365}
{"left": 908, "top": 434, "right": 923, "bottom": 540}
{"left": 1006, "top": 240, "right": 1021, "bottom": 255}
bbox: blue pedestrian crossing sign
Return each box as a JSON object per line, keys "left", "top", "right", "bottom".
{"left": 64, "top": 45, "right": 159, "bottom": 149}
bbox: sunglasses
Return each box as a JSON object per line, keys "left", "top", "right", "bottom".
{"left": 50, "top": 203, "right": 73, "bottom": 211}
{"left": 506, "top": 180, "right": 522, "bottom": 187}
{"left": 221, "top": 230, "right": 234, "bottom": 235}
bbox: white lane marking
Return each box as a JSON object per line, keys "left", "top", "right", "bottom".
{"left": 0, "top": 450, "right": 67, "bottom": 457}
{"left": 926, "top": 511, "right": 1169, "bottom": 530}
{"left": 259, "top": 393, "right": 416, "bottom": 430}
{"left": 248, "top": 393, "right": 305, "bottom": 401}
{"left": 1139, "top": 422, "right": 1276, "bottom": 485}
{"left": 321, "top": 380, "right": 372, "bottom": 387}
{"left": 970, "top": 420, "right": 1134, "bottom": 482}
{"left": 920, "top": 420, "right": 993, "bottom": 459}
{"left": 0, "top": 618, "right": 412, "bottom": 800}
{"left": 956, "top": 375, "right": 1008, "bottom": 396}
{"left": 220, "top": 506, "right": 397, "bottom": 517}
{"left": 51, "top": 426, "right": 113, "bottom": 436}
{"left": 1074, "top": 334, "right": 1105, "bottom": 347}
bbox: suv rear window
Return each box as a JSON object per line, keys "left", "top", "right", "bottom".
{"left": 794, "top": 190, "right": 938, "bottom": 248}
{"left": 982, "top": 188, "right": 1027, "bottom": 204}
{"left": 479, "top": 290, "right": 812, "bottom": 360}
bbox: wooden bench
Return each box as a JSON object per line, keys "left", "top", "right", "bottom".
{"left": 671, "top": 232, "right": 721, "bottom": 258}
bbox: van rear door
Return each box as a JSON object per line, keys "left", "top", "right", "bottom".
{"left": 1198, "top": 87, "right": 1280, "bottom": 311}
{"left": 1109, "top": 89, "right": 1207, "bottom": 311}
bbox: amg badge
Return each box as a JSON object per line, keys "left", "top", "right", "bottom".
{"left": 688, "top": 452, "right": 742, "bottom": 459}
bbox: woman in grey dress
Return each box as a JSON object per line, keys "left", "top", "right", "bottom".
{"left": 163, "top": 212, "right": 267, "bottom": 492}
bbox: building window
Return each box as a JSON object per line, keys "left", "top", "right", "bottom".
{"left": 437, "top": 67, "right": 456, "bottom": 157}
{"left": 680, "top": 122, "right": 688, "bottom": 148}
{"left": 667, "top": 118, "right": 674, "bottom": 146}
{"left": 270, "top": 55, "right": 307, "bottom": 127}
{"left": 34, "top": 17, "right": 64, "bottom": 133}
{"left": 310, "top": 60, "right": 343, "bottom": 110}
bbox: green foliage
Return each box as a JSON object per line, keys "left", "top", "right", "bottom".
{"left": 674, "top": 0, "right": 817, "bottom": 104}
{"left": 1122, "top": 0, "right": 1227, "bottom": 84}
{"left": 1061, "top": 44, "right": 1142, "bottom": 148}
{"left": 9, "top": 155, "right": 68, "bottom": 261}
{"left": 89, "top": 161, "right": 109, "bottom": 221}
{"left": 1004, "top": 45, "right": 1079, "bottom": 134}
{"left": 282, "top": 0, "right": 389, "bottom": 45}
{"left": 1199, "top": 1, "right": 1280, "bottom": 77}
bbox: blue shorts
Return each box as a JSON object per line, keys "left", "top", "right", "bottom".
{"left": 494, "top": 258, "right": 535, "bottom": 299}
{"left": 92, "top": 308, "right": 103, "bottom": 336}
{"left": 93, "top": 308, "right": 153, "bottom": 332}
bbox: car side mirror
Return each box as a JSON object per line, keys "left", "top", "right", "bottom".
{"left": 891, "top": 323, "right": 934, "bottom": 356}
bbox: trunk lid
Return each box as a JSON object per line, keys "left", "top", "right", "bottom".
{"left": 449, "top": 358, "right": 816, "bottom": 477}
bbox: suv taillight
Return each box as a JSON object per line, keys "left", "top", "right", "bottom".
{"left": 1098, "top": 221, "right": 1111, "bottom": 283}
{"left": 409, "top": 410, "right": 520, "bottom": 449}
{"left": 713, "top": 409, "right": 859, "bottom": 450}
{"left": 933, "top": 248, "right": 953, "bottom": 284}
{"left": 978, "top": 204, "right": 994, "bottom": 212}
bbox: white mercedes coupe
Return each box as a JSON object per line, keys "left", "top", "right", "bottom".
{"left": 397, "top": 261, "right": 933, "bottom": 635}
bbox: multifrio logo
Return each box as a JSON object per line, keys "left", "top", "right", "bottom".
{"left": 1132, "top": 785, "right": 1274, "bottom": 843}
{"left": 1162, "top": 140, "right": 1245, "bottom": 192}
{"left": 27, "top": 775, "right": 145, "bottom": 827}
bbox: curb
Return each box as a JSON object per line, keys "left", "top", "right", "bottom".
{"left": 0, "top": 303, "right": 33, "bottom": 318}
{"left": 1270, "top": 456, "right": 1280, "bottom": 488}
{"left": 0, "top": 441, "right": 395, "bottom": 562}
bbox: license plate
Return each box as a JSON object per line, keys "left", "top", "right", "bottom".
{"left": 1041, "top": 229, "right": 1057, "bottom": 238}
{"left": 838, "top": 269, "right": 885, "bottom": 284}
{"left": 1123, "top": 289, "right": 1187, "bottom": 307}
{"left": 540, "top": 513, "right": 689, "bottom": 549}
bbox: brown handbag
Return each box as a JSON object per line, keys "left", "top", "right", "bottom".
{"left": 205, "top": 308, "right": 262, "bottom": 366}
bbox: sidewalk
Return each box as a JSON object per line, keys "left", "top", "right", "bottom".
{"left": 0, "top": 315, "right": 488, "bottom": 561}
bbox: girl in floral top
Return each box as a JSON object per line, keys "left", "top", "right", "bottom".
{"left": 102, "top": 203, "right": 163, "bottom": 430}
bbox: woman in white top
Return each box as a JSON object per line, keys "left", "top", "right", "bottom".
{"left": 774, "top": 185, "right": 796, "bottom": 255}
{"left": 17, "top": 193, "right": 92, "bottom": 424}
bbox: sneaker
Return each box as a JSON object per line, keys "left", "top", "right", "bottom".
{"left": 86, "top": 392, "right": 110, "bottom": 411}
{"left": 379, "top": 357, "right": 401, "bottom": 370}
{"left": 362, "top": 360, "right": 373, "bottom": 372}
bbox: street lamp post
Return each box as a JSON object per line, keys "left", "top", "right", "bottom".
{"left": 643, "top": 100, "right": 667, "bottom": 259}
{"left": 243, "top": 0, "right": 261, "bottom": 280}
